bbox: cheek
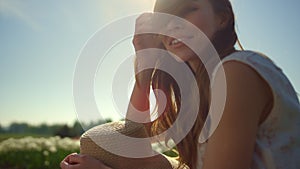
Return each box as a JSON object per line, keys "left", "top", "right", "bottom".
{"left": 188, "top": 13, "right": 218, "bottom": 40}
{"left": 160, "top": 36, "right": 169, "bottom": 48}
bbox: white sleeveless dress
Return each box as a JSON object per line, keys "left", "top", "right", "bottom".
{"left": 197, "top": 50, "right": 300, "bottom": 169}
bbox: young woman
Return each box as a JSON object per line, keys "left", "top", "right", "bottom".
{"left": 61, "top": 0, "right": 300, "bottom": 169}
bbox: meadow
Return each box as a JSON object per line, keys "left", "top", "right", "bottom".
{"left": 0, "top": 120, "right": 177, "bottom": 169}
{"left": 0, "top": 136, "right": 79, "bottom": 169}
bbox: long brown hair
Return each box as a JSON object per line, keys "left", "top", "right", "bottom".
{"left": 137, "top": 0, "right": 238, "bottom": 168}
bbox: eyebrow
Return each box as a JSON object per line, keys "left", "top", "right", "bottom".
{"left": 155, "top": 0, "right": 186, "bottom": 13}
{"left": 172, "top": 1, "right": 199, "bottom": 16}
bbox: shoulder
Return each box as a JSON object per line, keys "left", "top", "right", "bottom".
{"left": 202, "top": 51, "right": 274, "bottom": 169}
{"left": 213, "top": 50, "right": 273, "bottom": 122}
{"left": 217, "top": 50, "right": 271, "bottom": 89}
{"left": 220, "top": 50, "right": 272, "bottom": 104}
{"left": 223, "top": 50, "right": 271, "bottom": 62}
{"left": 219, "top": 50, "right": 273, "bottom": 97}
{"left": 222, "top": 59, "right": 269, "bottom": 97}
{"left": 213, "top": 50, "right": 274, "bottom": 84}
{"left": 215, "top": 57, "right": 271, "bottom": 104}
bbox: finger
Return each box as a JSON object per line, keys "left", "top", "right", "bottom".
{"left": 132, "top": 34, "right": 154, "bottom": 45}
{"left": 61, "top": 153, "right": 78, "bottom": 164}
{"left": 135, "top": 13, "right": 156, "bottom": 34}
{"left": 60, "top": 160, "right": 80, "bottom": 169}
{"left": 135, "top": 25, "right": 154, "bottom": 35}
{"left": 68, "top": 154, "right": 84, "bottom": 164}
{"left": 136, "top": 13, "right": 167, "bottom": 33}
{"left": 60, "top": 160, "right": 70, "bottom": 169}
{"left": 135, "top": 13, "right": 151, "bottom": 30}
{"left": 136, "top": 12, "right": 153, "bottom": 24}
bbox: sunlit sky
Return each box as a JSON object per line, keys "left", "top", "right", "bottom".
{"left": 1, "top": 0, "right": 299, "bottom": 127}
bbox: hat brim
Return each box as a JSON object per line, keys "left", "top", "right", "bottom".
{"left": 80, "top": 120, "right": 187, "bottom": 169}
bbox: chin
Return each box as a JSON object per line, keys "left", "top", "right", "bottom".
{"left": 168, "top": 50, "right": 197, "bottom": 63}
{"left": 168, "top": 51, "right": 186, "bottom": 62}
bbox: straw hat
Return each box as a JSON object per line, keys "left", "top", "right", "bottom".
{"left": 80, "top": 120, "right": 189, "bottom": 169}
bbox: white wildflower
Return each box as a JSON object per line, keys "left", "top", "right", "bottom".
{"left": 43, "top": 150, "right": 49, "bottom": 156}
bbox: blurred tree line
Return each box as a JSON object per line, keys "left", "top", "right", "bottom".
{"left": 0, "top": 119, "right": 112, "bottom": 138}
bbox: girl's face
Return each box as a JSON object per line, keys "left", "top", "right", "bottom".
{"left": 159, "top": 0, "right": 222, "bottom": 65}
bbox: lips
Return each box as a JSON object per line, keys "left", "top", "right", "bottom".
{"left": 171, "top": 39, "right": 183, "bottom": 45}
{"left": 166, "top": 36, "right": 193, "bottom": 49}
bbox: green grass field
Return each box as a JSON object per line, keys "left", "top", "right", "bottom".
{"left": 0, "top": 135, "right": 79, "bottom": 169}
{"left": 0, "top": 134, "right": 178, "bottom": 169}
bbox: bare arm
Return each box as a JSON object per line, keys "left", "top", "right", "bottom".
{"left": 127, "top": 13, "right": 164, "bottom": 125}
{"left": 126, "top": 74, "right": 152, "bottom": 125}
{"left": 202, "top": 61, "right": 273, "bottom": 169}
